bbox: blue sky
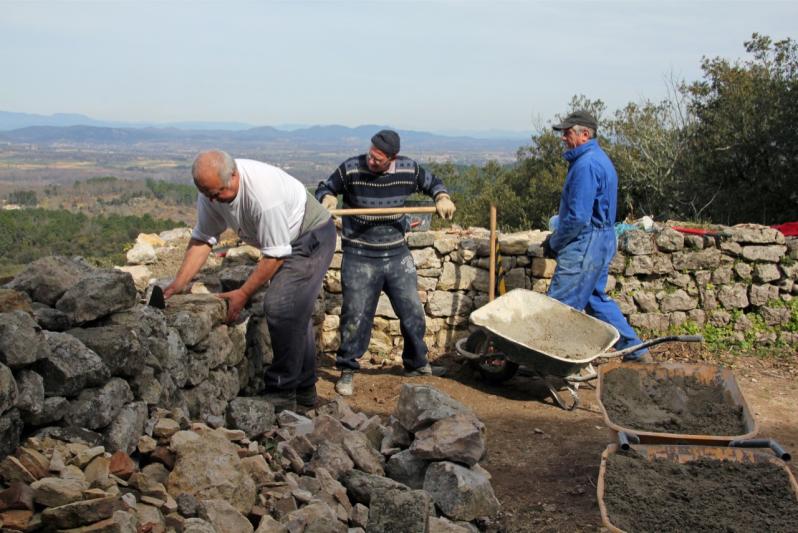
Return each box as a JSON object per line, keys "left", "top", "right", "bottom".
{"left": 1, "top": 0, "right": 796, "bottom": 133}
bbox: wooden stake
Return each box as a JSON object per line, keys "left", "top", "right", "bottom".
{"left": 489, "top": 204, "right": 497, "bottom": 302}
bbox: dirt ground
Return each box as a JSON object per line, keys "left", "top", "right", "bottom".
{"left": 313, "top": 345, "right": 798, "bottom": 532}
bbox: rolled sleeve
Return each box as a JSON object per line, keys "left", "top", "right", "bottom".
{"left": 192, "top": 195, "right": 226, "bottom": 245}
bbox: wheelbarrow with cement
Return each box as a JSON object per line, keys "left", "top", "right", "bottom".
{"left": 454, "top": 289, "right": 702, "bottom": 410}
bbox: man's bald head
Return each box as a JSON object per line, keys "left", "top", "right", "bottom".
{"left": 192, "top": 150, "right": 235, "bottom": 187}
{"left": 192, "top": 150, "right": 239, "bottom": 203}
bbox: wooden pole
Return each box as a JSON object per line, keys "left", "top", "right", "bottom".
{"left": 489, "top": 204, "right": 497, "bottom": 302}
{"left": 330, "top": 206, "right": 437, "bottom": 217}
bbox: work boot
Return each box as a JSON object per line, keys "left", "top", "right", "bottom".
{"left": 263, "top": 389, "right": 296, "bottom": 413}
{"left": 335, "top": 370, "right": 355, "bottom": 396}
{"left": 404, "top": 363, "right": 447, "bottom": 377}
{"left": 296, "top": 384, "right": 317, "bottom": 408}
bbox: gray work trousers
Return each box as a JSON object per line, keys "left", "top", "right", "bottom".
{"left": 263, "top": 219, "right": 336, "bottom": 391}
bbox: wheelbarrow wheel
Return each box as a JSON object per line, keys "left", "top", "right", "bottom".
{"left": 465, "top": 331, "right": 519, "bottom": 384}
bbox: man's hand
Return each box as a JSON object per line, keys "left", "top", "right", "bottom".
{"left": 541, "top": 235, "right": 556, "bottom": 258}
{"left": 321, "top": 195, "right": 338, "bottom": 211}
{"left": 163, "top": 282, "right": 182, "bottom": 300}
{"left": 217, "top": 289, "right": 249, "bottom": 322}
{"left": 435, "top": 194, "right": 456, "bottom": 220}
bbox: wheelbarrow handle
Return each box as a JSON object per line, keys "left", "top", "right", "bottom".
{"left": 611, "top": 335, "right": 703, "bottom": 359}
{"left": 729, "top": 439, "right": 791, "bottom": 461}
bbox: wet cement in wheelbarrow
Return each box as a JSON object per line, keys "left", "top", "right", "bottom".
{"left": 601, "top": 367, "right": 745, "bottom": 434}
{"left": 495, "top": 311, "right": 610, "bottom": 360}
{"left": 603, "top": 451, "right": 798, "bottom": 532}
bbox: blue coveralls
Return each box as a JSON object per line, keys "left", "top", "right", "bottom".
{"left": 547, "top": 139, "right": 647, "bottom": 359}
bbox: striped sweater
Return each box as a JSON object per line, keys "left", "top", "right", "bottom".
{"left": 315, "top": 155, "right": 448, "bottom": 257}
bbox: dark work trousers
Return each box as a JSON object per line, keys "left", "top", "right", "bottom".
{"left": 336, "top": 247, "right": 428, "bottom": 372}
{"left": 263, "top": 219, "right": 336, "bottom": 391}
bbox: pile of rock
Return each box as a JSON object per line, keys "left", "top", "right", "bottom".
{"left": 1, "top": 384, "right": 498, "bottom": 532}
{"left": 0, "top": 256, "right": 267, "bottom": 458}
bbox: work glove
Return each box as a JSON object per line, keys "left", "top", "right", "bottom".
{"left": 541, "top": 235, "right": 555, "bottom": 258}
{"left": 321, "top": 195, "right": 338, "bottom": 211}
{"left": 435, "top": 194, "right": 456, "bottom": 220}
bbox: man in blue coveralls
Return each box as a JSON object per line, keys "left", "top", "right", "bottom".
{"left": 544, "top": 111, "right": 651, "bottom": 362}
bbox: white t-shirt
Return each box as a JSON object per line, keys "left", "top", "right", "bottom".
{"left": 191, "top": 159, "right": 307, "bottom": 258}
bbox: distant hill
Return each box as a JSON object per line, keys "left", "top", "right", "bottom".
{"left": 0, "top": 123, "right": 523, "bottom": 153}
{"left": 0, "top": 110, "right": 528, "bottom": 141}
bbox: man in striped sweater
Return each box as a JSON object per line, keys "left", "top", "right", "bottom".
{"left": 315, "top": 130, "right": 456, "bottom": 396}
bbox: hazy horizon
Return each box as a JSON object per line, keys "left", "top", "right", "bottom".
{"left": 2, "top": 1, "right": 797, "bottom": 132}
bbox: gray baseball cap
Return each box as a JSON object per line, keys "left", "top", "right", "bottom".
{"left": 552, "top": 111, "right": 598, "bottom": 131}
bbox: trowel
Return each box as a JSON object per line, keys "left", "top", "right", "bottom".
{"left": 147, "top": 285, "right": 165, "bottom": 309}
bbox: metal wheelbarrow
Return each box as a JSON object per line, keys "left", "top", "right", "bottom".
{"left": 455, "top": 289, "right": 702, "bottom": 410}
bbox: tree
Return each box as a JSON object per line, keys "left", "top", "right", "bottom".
{"left": 605, "top": 82, "right": 695, "bottom": 220}
{"left": 681, "top": 33, "right": 798, "bottom": 224}
{"left": 7, "top": 190, "right": 38, "bottom": 206}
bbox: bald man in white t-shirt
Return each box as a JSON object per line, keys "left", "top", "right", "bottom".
{"left": 165, "top": 150, "right": 336, "bottom": 411}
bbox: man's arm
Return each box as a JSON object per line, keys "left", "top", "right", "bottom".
{"left": 548, "top": 164, "right": 598, "bottom": 252}
{"left": 414, "top": 163, "right": 455, "bottom": 219}
{"left": 315, "top": 164, "right": 346, "bottom": 203}
{"left": 164, "top": 238, "right": 212, "bottom": 299}
{"left": 218, "top": 256, "right": 284, "bottom": 322}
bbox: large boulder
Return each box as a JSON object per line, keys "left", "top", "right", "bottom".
{"left": 13, "top": 369, "right": 44, "bottom": 417}
{"left": 104, "top": 401, "right": 148, "bottom": 454}
{"left": 385, "top": 450, "right": 430, "bottom": 489}
{"left": 423, "top": 461, "right": 499, "bottom": 522}
{"left": 366, "top": 488, "right": 431, "bottom": 533}
{"left": 283, "top": 500, "right": 346, "bottom": 533}
{"left": 56, "top": 270, "right": 137, "bottom": 324}
{"left": 64, "top": 378, "right": 134, "bottom": 430}
{"left": 0, "top": 310, "right": 48, "bottom": 368}
{"left": 0, "top": 408, "right": 23, "bottom": 457}
{"left": 5, "top": 256, "right": 94, "bottom": 306}
{"left": 410, "top": 413, "right": 486, "bottom": 466}
{"left": 37, "top": 332, "right": 110, "bottom": 397}
{"left": 340, "top": 470, "right": 410, "bottom": 506}
{"left": 0, "top": 363, "right": 18, "bottom": 414}
{"left": 0, "top": 288, "right": 33, "bottom": 314}
{"left": 183, "top": 368, "right": 239, "bottom": 419}
{"left": 198, "top": 499, "right": 254, "bottom": 533}
{"left": 225, "top": 397, "right": 275, "bottom": 439}
{"left": 395, "top": 385, "right": 474, "bottom": 433}
{"left": 166, "top": 429, "right": 256, "bottom": 514}
{"left": 66, "top": 325, "right": 146, "bottom": 377}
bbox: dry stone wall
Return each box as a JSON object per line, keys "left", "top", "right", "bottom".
{"left": 2, "top": 223, "right": 796, "bottom": 459}
{"left": 315, "top": 224, "right": 798, "bottom": 362}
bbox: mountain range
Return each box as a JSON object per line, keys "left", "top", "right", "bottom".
{"left": 0, "top": 111, "right": 529, "bottom": 148}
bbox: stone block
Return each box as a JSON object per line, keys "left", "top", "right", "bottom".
{"left": 621, "top": 230, "right": 655, "bottom": 255}
{"left": 753, "top": 263, "right": 781, "bottom": 283}
{"left": 655, "top": 228, "right": 684, "bottom": 252}
{"left": 426, "top": 292, "right": 473, "bottom": 318}
{"left": 717, "top": 284, "right": 749, "bottom": 309}
{"left": 749, "top": 284, "right": 780, "bottom": 307}
{"left": 741, "top": 245, "right": 787, "bottom": 263}
{"left": 672, "top": 248, "right": 721, "bottom": 271}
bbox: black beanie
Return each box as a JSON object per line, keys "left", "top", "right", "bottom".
{"left": 371, "top": 129, "right": 401, "bottom": 157}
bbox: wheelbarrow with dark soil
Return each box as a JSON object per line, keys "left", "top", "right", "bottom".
{"left": 597, "top": 443, "right": 798, "bottom": 532}
{"left": 454, "top": 289, "right": 702, "bottom": 410}
{"left": 596, "top": 360, "right": 760, "bottom": 446}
